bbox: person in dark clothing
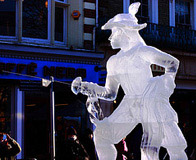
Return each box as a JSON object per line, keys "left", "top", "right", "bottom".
{"left": 57, "top": 127, "right": 89, "bottom": 160}
{"left": 0, "top": 133, "right": 21, "bottom": 160}
{"left": 81, "top": 128, "right": 97, "bottom": 160}
{"left": 115, "top": 138, "right": 134, "bottom": 160}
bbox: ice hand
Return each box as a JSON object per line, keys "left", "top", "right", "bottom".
{"left": 71, "top": 77, "right": 82, "bottom": 95}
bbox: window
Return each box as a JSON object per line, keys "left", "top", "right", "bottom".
{"left": 175, "top": 0, "right": 191, "bottom": 29}
{"left": 55, "top": 7, "right": 63, "bottom": 42}
{"left": 0, "top": 0, "right": 16, "bottom": 36}
{"left": 55, "top": 0, "right": 68, "bottom": 43}
{"left": 23, "top": 0, "right": 48, "bottom": 39}
{"left": 0, "top": 0, "right": 69, "bottom": 46}
{"left": 124, "top": 0, "right": 158, "bottom": 24}
{"left": 131, "top": 0, "right": 149, "bottom": 23}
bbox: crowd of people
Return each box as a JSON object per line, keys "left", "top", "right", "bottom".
{"left": 1, "top": 125, "right": 195, "bottom": 160}
{"left": 56, "top": 126, "right": 136, "bottom": 160}
{"left": 0, "top": 127, "right": 132, "bottom": 160}
{"left": 56, "top": 124, "right": 196, "bottom": 160}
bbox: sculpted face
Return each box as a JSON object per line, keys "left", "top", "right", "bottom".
{"left": 108, "top": 28, "right": 121, "bottom": 49}
{"left": 109, "top": 28, "right": 129, "bottom": 49}
{"left": 109, "top": 27, "right": 142, "bottom": 50}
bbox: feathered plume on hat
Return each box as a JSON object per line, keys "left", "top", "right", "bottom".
{"left": 101, "top": 2, "right": 147, "bottom": 30}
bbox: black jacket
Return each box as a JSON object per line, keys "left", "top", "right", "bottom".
{"left": 57, "top": 138, "right": 89, "bottom": 160}
{"left": 0, "top": 138, "right": 21, "bottom": 160}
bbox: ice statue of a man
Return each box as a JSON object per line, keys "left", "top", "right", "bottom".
{"left": 71, "top": 2, "right": 187, "bottom": 160}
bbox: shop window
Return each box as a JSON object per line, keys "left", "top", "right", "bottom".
{"left": 22, "top": 0, "right": 48, "bottom": 39}
{"left": 131, "top": 0, "right": 149, "bottom": 23}
{"left": 24, "top": 91, "right": 50, "bottom": 159}
{"left": 0, "top": 0, "right": 16, "bottom": 36}
{"left": 175, "top": 0, "right": 191, "bottom": 29}
{"left": 0, "top": 86, "right": 11, "bottom": 133}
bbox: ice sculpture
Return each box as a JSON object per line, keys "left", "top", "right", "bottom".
{"left": 71, "top": 2, "right": 188, "bottom": 160}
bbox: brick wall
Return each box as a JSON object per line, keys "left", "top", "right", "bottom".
{"left": 83, "top": 0, "right": 96, "bottom": 50}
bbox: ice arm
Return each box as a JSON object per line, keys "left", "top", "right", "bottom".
{"left": 141, "top": 46, "right": 179, "bottom": 75}
{"left": 71, "top": 76, "right": 119, "bottom": 101}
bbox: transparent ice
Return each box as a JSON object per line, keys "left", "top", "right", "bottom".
{"left": 71, "top": 2, "right": 187, "bottom": 160}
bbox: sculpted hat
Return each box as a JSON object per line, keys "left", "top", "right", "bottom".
{"left": 101, "top": 2, "right": 147, "bottom": 30}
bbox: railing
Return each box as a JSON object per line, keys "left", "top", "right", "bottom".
{"left": 96, "top": 20, "right": 196, "bottom": 52}
{"left": 140, "top": 23, "right": 196, "bottom": 51}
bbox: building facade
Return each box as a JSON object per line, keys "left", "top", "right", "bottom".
{"left": 0, "top": 0, "right": 103, "bottom": 159}
{"left": 96, "top": 0, "right": 196, "bottom": 159}
{"left": 1, "top": 0, "right": 195, "bottom": 159}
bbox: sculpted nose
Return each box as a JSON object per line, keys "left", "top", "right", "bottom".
{"left": 108, "top": 35, "right": 113, "bottom": 41}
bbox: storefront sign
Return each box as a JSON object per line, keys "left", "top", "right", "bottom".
{"left": 0, "top": 62, "right": 86, "bottom": 78}
{"left": 43, "top": 66, "right": 86, "bottom": 79}
{"left": 0, "top": 58, "right": 98, "bottom": 83}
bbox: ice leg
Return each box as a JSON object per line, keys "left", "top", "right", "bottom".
{"left": 141, "top": 122, "right": 164, "bottom": 160}
{"left": 167, "top": 147, "right": 188, "bottom": 160}
{"left": 162, "top": 122, "right": 188, "bottom": 160}
{"left": 94, "top": 119, "right": 138, "bottom": 160}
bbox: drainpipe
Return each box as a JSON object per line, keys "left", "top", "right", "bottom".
{"left": 93, "top": 0, "right": 98, "bottom": 51}
{"left": 193, "top": 0, "right": 196, "bottom": 30}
